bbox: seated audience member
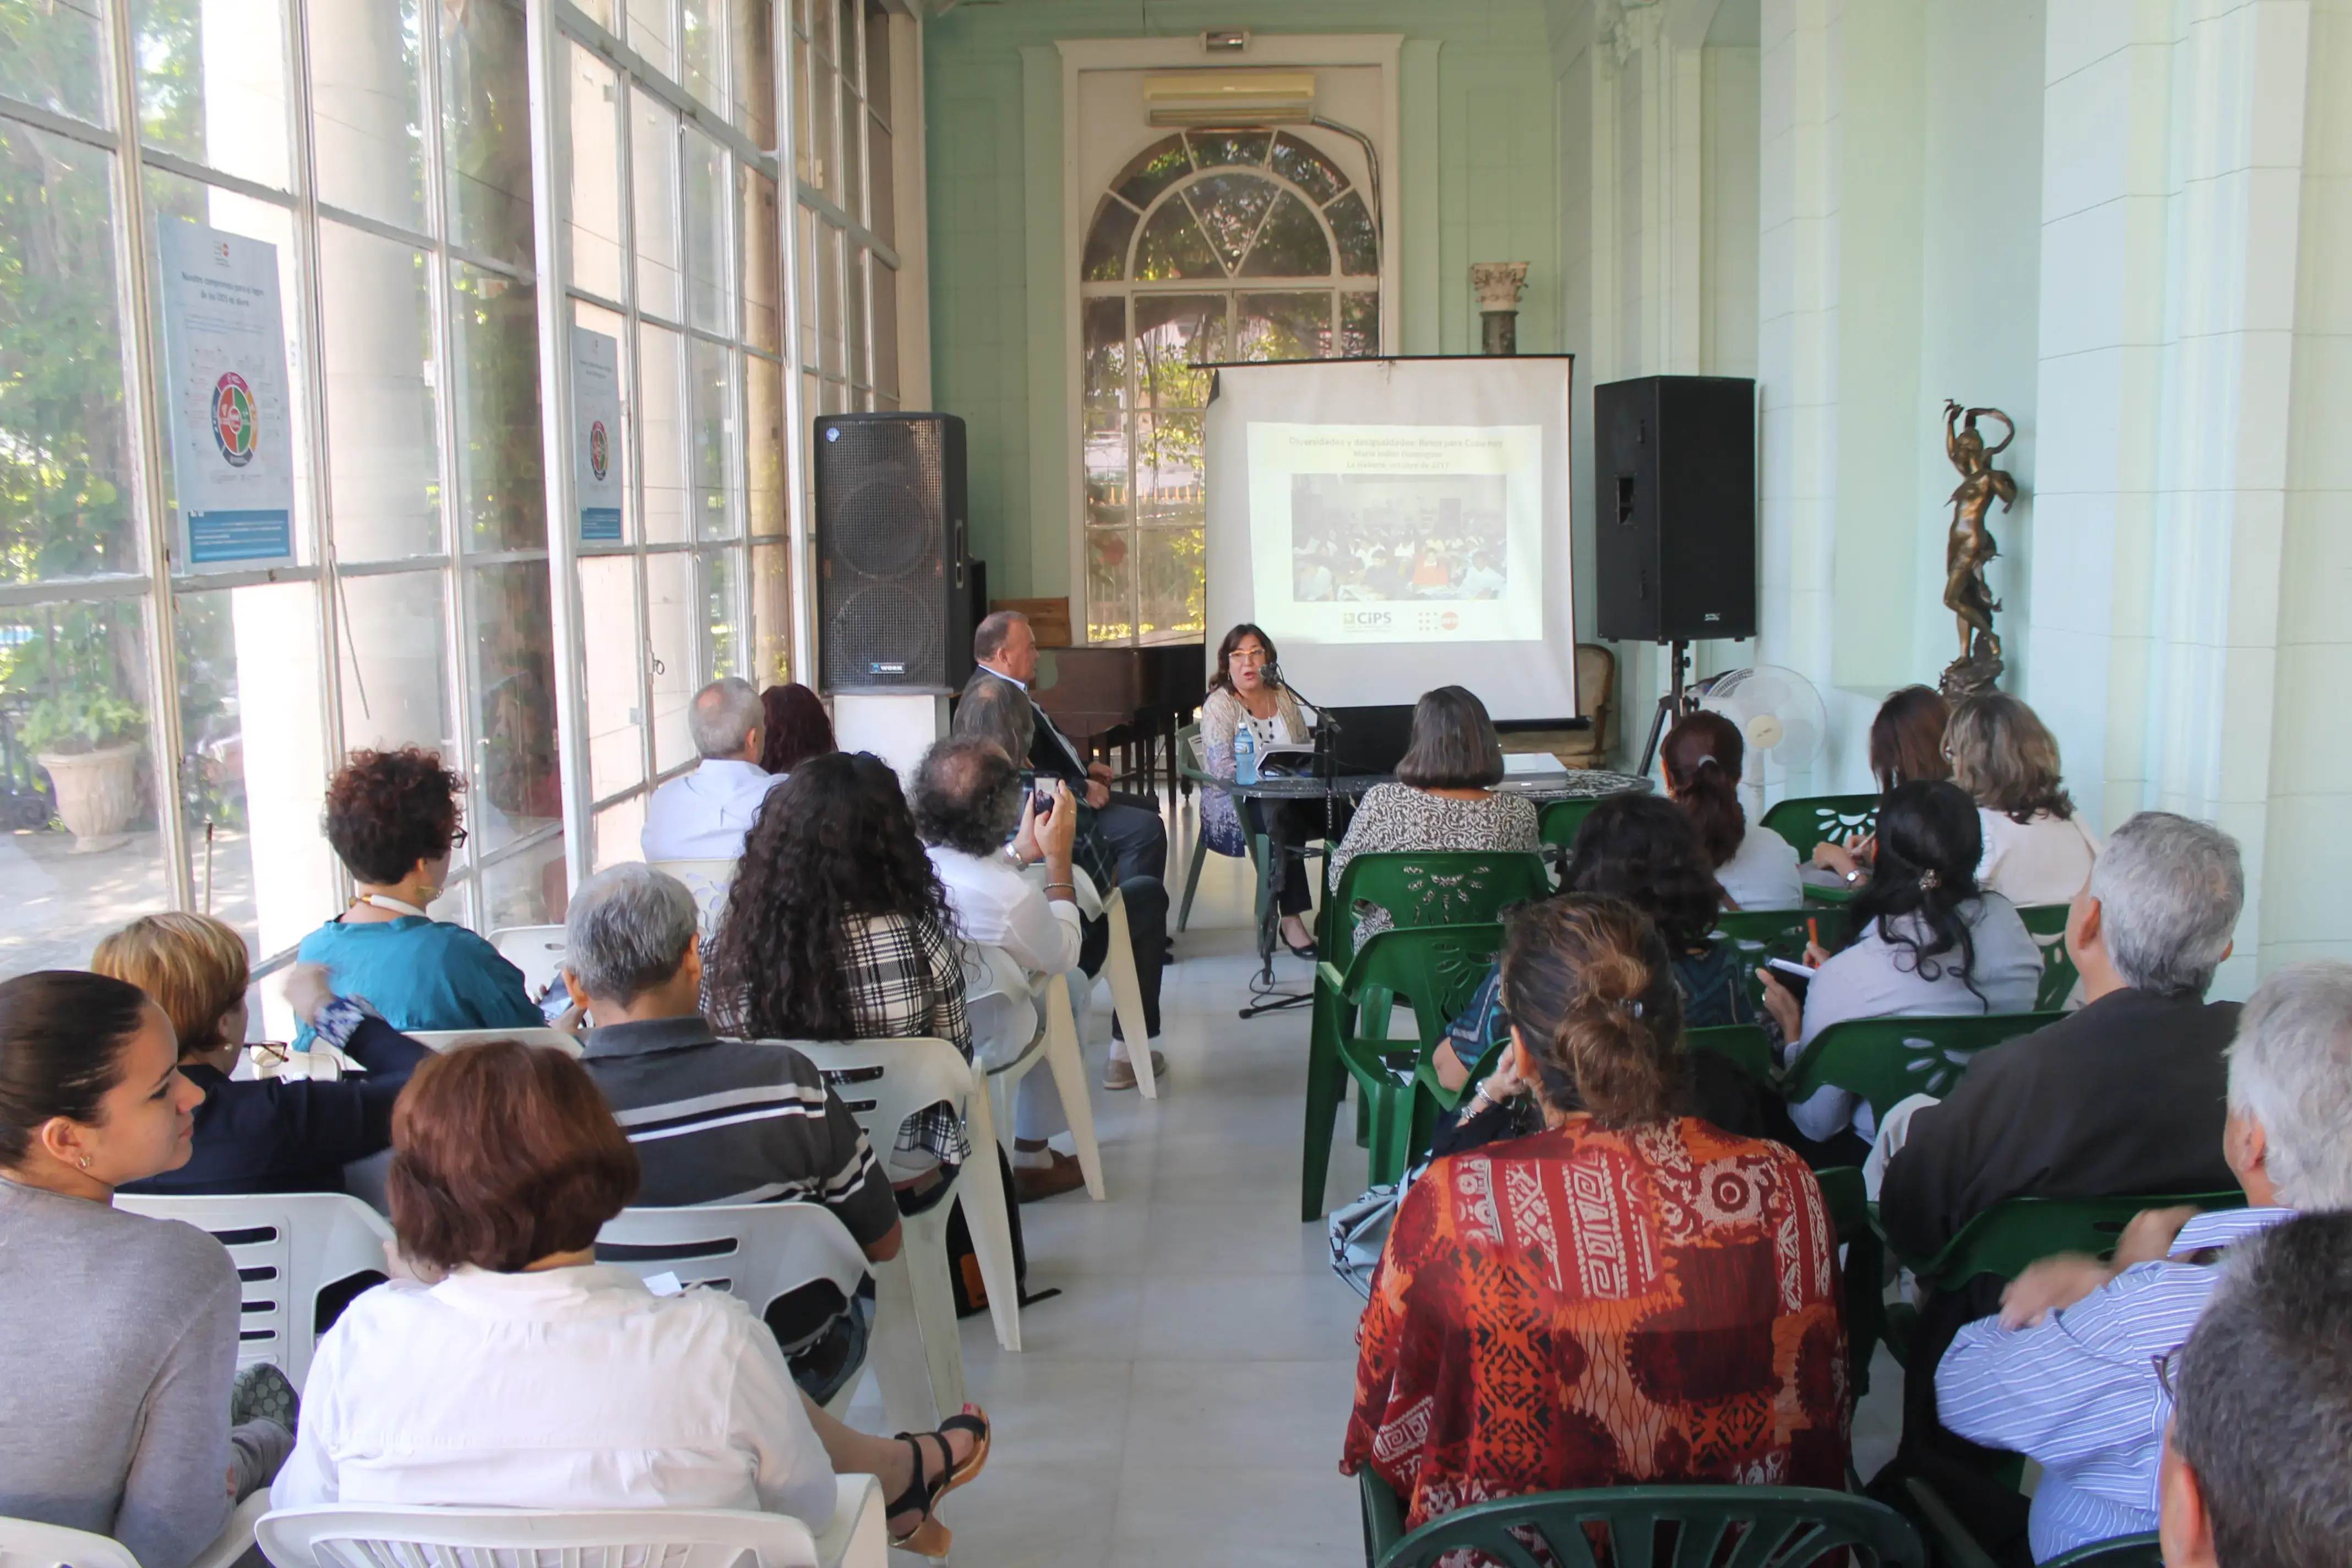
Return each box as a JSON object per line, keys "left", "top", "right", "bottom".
{"left": 1327, "top": 685, "right": 1540, "bottom": 939}
{"left": 1343, "top": 896, "right": 1848, "bottom": 1533}
{"left": 760, "top": 681, "right": 836, "bottom": 775}
{"left": 913, "top": 738, "right": 1094, "bottom": 1201}
{"left": 1199, "top": 622, "right": 1323, "bottom": 956}
{"left": 2162, "top": 1211, "right": 2352, "bottom": 1568}
{"left": 95, "top": 913, "right": 430, "bottom": 1195}
{"left": 1947, "top": 691, "right": 2099, "bottom": 905}
{"left": 952, "top": 677, "right": 1169, "bottom": 1091}
{"left": 0, "top": 972, "right": 291, "bottom": 1568}
{"left": 271, "top": 1040, "right": 988, "bottom": 1554}
{"left": 1662, "top": 710, "right": 1803, "bottom": 910}
{"left": 1814, "top": 684, "right": 1951, "bottom": 885}
{"left": 1934, "top": 961, "right": 2352, "bottom": 1562}
{"left": 641, "top": 676, "right": 790, "bottom": 862}
{"left": 295, "top": 747, "right": 541, "bottom": 1048}
{"left": 704, "top": 752, "right": 974, "bottom": 1196}
{"left": 966, "top": 609, "right": 1168, "bottom": 886}
{"left": 1762, "top": 779, "right": 2041, "bottom": 1147}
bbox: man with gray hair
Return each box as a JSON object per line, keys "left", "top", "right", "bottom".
{"left": 1932, "top": 960, "right": 2352, "bottom": 1561}
{"left": 639, "top": 676, "right": 788, "bottom": 861}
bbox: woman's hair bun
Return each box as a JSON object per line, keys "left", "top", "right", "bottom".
{"left": 1501, "top": 895, "right": 1686, "bottom": 1129}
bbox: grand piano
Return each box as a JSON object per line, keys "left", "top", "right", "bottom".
{"left": 1030, "top": 641, "right": 1206, "bottom": 808}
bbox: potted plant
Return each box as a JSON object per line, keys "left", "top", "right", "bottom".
{"left": 26, "top": 688, "right": 146, "bottom": 848}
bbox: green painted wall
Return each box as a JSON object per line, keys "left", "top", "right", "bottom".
{"left": 923, "top": 0, "right": 1563, "bottom": 599}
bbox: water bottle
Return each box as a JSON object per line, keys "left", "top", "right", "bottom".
{"left": 1234, "top": 722, "right": 1259, "bottom": 786}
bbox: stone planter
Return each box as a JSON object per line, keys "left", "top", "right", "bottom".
{"left": 35, "top": 742, "right": 143, "bottom": 848}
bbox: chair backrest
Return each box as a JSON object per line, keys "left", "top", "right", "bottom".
{"left": 1373, "top": 1484, "right": 1926, "bottom": 1568}
{"left": 595, "top": 1203, "right": 870, "bottom": 1327}
{"left": 2015, "top": 901, "right": 2081, "bottom": 1010}
{"left": 1333, "top": 924, "right": 1506, "bottom": 1060}
{"left": 1684, "top": 1023, "right": 1775, "bottom": 1085}
{"left": 1783, "top": 1011, "right": 2065, "bottom": 1126}
{"left": 487, "top": 924, "right": 567, "bottom": 999}
{"left": 954, "top": 943, "right": 1043, "bottom": 1075}
{"left": 1761, "top": 793, "right": 1881, "bottom": 859}
{"left": 406, "top": 1027, "right": 582, "bottom": 1059}
{"left": 1714, "top": 906, "right": 1850, "bottom": 1015}
{"left": 2042, "top": 1532, "right": 2164, "bottom": 1568}
{"left": 255, "top": 1506, "right": 819, "bottom": 1568}
{"left": 1537, "top": 797, "right": 1602, "bottom": 852}
{"left": 1911, "top": 1190, "right": 2247, "bottom": 1289}
{"left": 783, "top": 1037, "right": 973, "bottom": 1159}
{"left": 112, "top": 1192, "right": 393, "bottom": 1389}
{"left": 1178, "top": 722, "right": 1207, "bottom": 777}
{"left": 1326, "top": 850, "right": 1551, "bottom": 973}
{"left": 649, "top": 857, "right": 739, "bottom": 937}
{"left": 0, "top": 1516, "right": 142, "bottom": 1568}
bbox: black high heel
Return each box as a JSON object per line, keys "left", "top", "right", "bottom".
{"left": 885, "top": 1404, "right": 991, "bottom": 1554}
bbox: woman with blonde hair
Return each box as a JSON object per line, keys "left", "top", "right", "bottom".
{"left": 1946, "top": 691, "right": 2099, "bottom": 905}
{"left": 93, "top": 912, "right": 429, "bottom": 1196}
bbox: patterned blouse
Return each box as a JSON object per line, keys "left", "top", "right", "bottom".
{"left": 1325, "top": 783, "right": 1540, "bottom": 937}
{"left": 1343, "top": 1117, "right": 1850, "bottom": 1536}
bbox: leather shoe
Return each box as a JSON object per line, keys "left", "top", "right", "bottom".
{"left": 1102, "top": 1049, "right": 1168, "bottom": 1091}
{"left": 1012, "top": 1149, "right": 1086, "bottom": 1203}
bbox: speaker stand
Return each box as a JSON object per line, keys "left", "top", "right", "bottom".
{"left": 1636, "top": 639, "right": 1696, "bottom": 778}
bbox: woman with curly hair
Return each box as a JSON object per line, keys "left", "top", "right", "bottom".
{"left": 759, "top": 683, "right": 836, "bottom": 775}
{"left": 704, "top": 752, "right": 973, "bottom": 1193}
{"left": 292, "top": 748, "right": 541, "bottom": 1049}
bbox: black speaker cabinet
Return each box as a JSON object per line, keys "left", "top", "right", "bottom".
{"left": 1592, "top": 375, "right": 1756, "bottom": 644}
{"left": 815, "top": 412, "right": 972, "bottom": 694}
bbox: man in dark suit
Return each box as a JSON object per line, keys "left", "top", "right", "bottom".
{"left": 966, "top": 610, "right": 1168, "bottom": 886}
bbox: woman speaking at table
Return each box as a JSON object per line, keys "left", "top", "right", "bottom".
{"left": 1199, "top": 623, "right": 1325, "bottom": 957}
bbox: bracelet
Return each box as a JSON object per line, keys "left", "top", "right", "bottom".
{"left": 1043, "top": 881, "right": 1077, "bottom": 895}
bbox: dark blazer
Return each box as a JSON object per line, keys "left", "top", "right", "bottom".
{"left": 1880, "top": 986, "right": 2242, "bottom": 1263}
{"left": 963, "top": 665, "right": 1089, "bottom": 789}
{"left": 120, "top": 1017, "right": 433, "bottom": 1197}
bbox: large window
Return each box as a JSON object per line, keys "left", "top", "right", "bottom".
{"left": 790, "top": 0, "right": 900, "bottom": 421}
{"left": 1078, "top": 128, "right": 1380, "bottom": 644}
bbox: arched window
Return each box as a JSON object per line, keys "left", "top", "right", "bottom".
{"left": 1079, "top": 129, "right": 1380, "bottom": 643}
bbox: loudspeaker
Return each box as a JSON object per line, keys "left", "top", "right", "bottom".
{"left": 815, "top": 412, "right": 973, "bottom": 694}
{"left": 1592, "top": 375, "right": 1756, "bottom": 644}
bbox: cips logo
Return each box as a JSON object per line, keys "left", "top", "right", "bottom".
{"left": 1340, "top": 610, "right": 1392, "bottom": 629}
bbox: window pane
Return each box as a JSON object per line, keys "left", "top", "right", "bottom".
{"left": 807, "top": 56, "right": 837, "bottom": 198}
{"left": 1084, "top": 529, "right": 1131, "bottom": 644}
{"left": 0, "top": 601, "right": 170, "bottom": 979}
{"left": 683, "top": 0, "right": 721, "bottom": 112}
{"left": 1184, "top": 173, "right": 1275, "bottom": 274}
{"left": 133, "top": 0, "right": 293, "bottom": 191}
{"left": 791, "top": 29, "right": 816, "bottom": 186}
{"left": 443, "top": 0, "right": 534, "bottom": 265}
{"left": 838, "top": 75, "right": 862, "bottom": 224}
{"left": 1134, "top": 295, "right": 1223, "bottom": 409}
{"left": 638, "top": 322, "right": 689, "bottom": 543}
{"left": 644, "top": 551, "right": 697, "bottom": 774}
{"left": 0, "top": 122, "right": 140, "bottom": 581}
{"left": 743, "top": 169, "right": 782, "bottom": 353}
{"left": 310, "top": 0, "right": 427, "bottom": 233}
{"left": 450, "top": 263, "right": 545, "bottom": 552}
{"left": 1238, "top": 192, "right": 1331, "bottom": 277}
{"left": 632, "top": 88, "right": 684, "bottom": 320}
{"left": 795, "top": 206, "right": 818, "bottom": 366}
{"left": 1342, "top": 291, "right": 1379, "bottom": 357}
{"left": 1, "top": 0, "right": 108, "bottom": 126}
{"left": 467, "top": 562, "right": 560, "bottom": 855}
{"left": 846, "top": 247, "right": 868, "bottom": 388}
{"left": 747, "top": 354, "right": 783, "bottom": 536}
{"left": 1081, "top": 296, "right": 1126, "bottom": 409}
{"left": 173, "top": 580, "right": 332, "bottom": 959}
{"left": 868, "top": 115, "right": 894, "bottom": 249}
{"left": 579, "top": 554, "right": 644, "bottom": 797}
{"left": 1327, "top": 190, "right": 1379, "bottom": 275}
{"left": 481, "top": 834, "right": 568, "bottom": 929}
{"left": 750, "top": 538, "right": 790, "bottom": 683}
{"left": 320, "top": 221, "right": 440, "bottom": 560}
{"left": 1083, "top": 197, "right": 1136, "bottom": 282}
{"left": 1138, "top": 525, "right": 1204, "bottom": 639}
{"left": 683, "top": 127, "right": 732, "bottom": 336}
{"left": 818, "top": 222, "right": 843, "bottom": 377}
{"left": 1136, "top": 414, "right": 1201, "bottom": 526}
{"left": 702, "top": 548, "right": 738, "bottom": 678}
{"left": 592, "top": 793, "right": 645, "bottom": 872}
{"left": 1134, "top": 196, "right": 1219, "bottom": 281}
{"left": 1236, "top": 292, "right": 1333, "bottom": 361}
{"left": 1271, "top": 132, "right": 1348, "bottom": 203}
{"left": 863, "top": 1, "right": 891, "bottom": 124}
{"left": 573, "top": 296, "right": 633, "bottom": 540}
{"left": 733, "top": 0, "right": 777, "bottom": 148}
{"left": 870, "top": 261, "right": 898, "bottom": 400}
{"left": 691, "top": 339, "right": 734, "bottom": 540}
{"left": 336, "top": 570, "right": 451, "bottom": 753}
{"left": 1083, "top": 412, "right": 1127, "bottom": 531}
{"left": 568, "top": 43, "right": 625, "bottom": 301}
{"left": 836, "top": 0, "right": 858, "bottom": 82}
{"left": 627, "top": 0, "right": 677, "bottom": 81}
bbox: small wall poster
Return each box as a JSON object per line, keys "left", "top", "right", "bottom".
{"left": 158, "top": 222, "right": 296, "bottom": 570}
{"left": 573, "top": 326, "right": 623, "bottom": 542}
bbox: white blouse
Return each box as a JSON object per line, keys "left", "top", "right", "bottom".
{"left": 273, "top": 1264, "right": 835, "bottom": 1528}
{"left": 1977, "top": 808, "right": 2100, "bottom": 907}
{"left": 1715, "top": 823, "right": 1805, "bottom": 911}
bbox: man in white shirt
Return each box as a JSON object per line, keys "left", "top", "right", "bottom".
{"left": 1460, "top": 550, "right": 1505, "bottom": 598}
{"left": 640, "top": 677, "right": 788, "bottom": 862}
{"left": 912, "top": 736, "right": 1091, "bottom": 1203}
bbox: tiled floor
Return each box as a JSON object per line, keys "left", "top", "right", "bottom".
{"left": 862, "top": 809, "right": 1904, "bottom": 1565}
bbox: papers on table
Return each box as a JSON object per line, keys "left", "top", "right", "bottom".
{"left": 1500, "top": 752, "right": 1568, "bottom": 775}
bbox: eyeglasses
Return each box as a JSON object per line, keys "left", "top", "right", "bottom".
{"left": 447, "top": 826, "right": 470, "bottom": 851}
{"left": 2153, "top": 1344, "right": 2186, "bottom": 1403}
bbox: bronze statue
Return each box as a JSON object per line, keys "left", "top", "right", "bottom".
{"left": 1940, "top": 399, "right": 2015, "bottom": 696}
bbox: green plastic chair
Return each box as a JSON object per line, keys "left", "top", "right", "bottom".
{"left": 1684, "top": 1023, "right": 1775, "bottom": 1085}
{"left": 1319, "top": 849, "right": 1554, "bottom": 977}
{"left": 1782, "top": 1011, "right": 2062, "bottom": 1130}
{"left": 1715, "top": 907, "right": 1850, "bottom": 1017}
{"left": 1761, "top": 793, "right": 1880, "bottom": 859}
{"left": 1538, "top": 797, "right": 1603, "bottom": 853}
{"left": 1811, "top": 1164, "right": 1884, "bottom": 1400}
{"left": 2046, "top": 1534, "right": 2164, "bottom": 1567}
{"left": 1898, "top": 1189, "right": 2247, "bottom": 1292}
{"left": 1904, "top": 1477, "right": 2163, "bottom": 1567}
{"left": 2016, "top": 901, "right": 2081, "bottom": 1010}
{"left": 1304, "top": 923, "right": 1506, "bottom": 1216}
{"left": 1360, "top": 1473, "right": 1927, "bottom": 1568}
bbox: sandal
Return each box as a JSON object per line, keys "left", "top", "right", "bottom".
{"left": 885, "top": 1404, "right": 992, "bottom": 1555}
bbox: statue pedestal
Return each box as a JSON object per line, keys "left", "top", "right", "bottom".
{"left": 1940, "top": 652, "right": 2005, "bottom": 700}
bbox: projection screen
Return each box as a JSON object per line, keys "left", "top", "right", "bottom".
{"left": 1201, "top": 356, "right": 1578, "bottom": 720}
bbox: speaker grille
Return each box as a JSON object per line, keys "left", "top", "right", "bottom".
{"left": 815, "top": 413, "right": 971, "bottom": 693}
{"left": 825, "top": 582, "right": 943, "bottom": 682}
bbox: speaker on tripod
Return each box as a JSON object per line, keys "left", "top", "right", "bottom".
{"left": 814, "top": 412, "right": 973, "bottom": 695}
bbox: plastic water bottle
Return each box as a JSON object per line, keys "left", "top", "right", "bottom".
{"left": 1234, "top": 722, "right": 1259, "bottom": 786}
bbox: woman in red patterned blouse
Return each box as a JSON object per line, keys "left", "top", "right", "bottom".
{"left": 1343, "top": 894, "right": 1849, "bottom": 1532}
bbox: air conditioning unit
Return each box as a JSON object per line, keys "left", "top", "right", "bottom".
{"left": 1144, "top": 70, "right": 1316, "bottom": 127}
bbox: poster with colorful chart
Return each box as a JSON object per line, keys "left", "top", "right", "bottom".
{"left": 159, "top": 222, "right": 295, "bottom": 570}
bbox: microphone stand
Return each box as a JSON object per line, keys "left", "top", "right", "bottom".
{"left": 1238, "top": 666, "right": 1345, "bottom": 1019}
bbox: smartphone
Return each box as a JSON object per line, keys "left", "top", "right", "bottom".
{"left": 1763, "top": 957, "right": 1814, "bottom": 1001}
{"left": 539, "top": 981, "right": 572, "bottom": 1023}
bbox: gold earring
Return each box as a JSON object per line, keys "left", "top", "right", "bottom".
{"left": 77, "top": 1156, "right": 90, "bottom": 1170}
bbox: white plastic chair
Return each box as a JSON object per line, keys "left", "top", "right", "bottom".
{"left": 791, "top": 1037, "right": 1019, "bottom": 1424}
{"left": 650, "top": 857, "right": 739, "bottom": 938}
{"left": 959, "top": 944, "right": 1105, "bottom": 1204}
{"left": 111, "top": 1194, "right": 393, "bottom": 1390}
{"left": 406, "top": 1026, "right": 583, "bottom": 1058}
{"left": 487, "top": 924, "right": 567, "bottom": 998}
{"left": 0, "top": 1495, "right": 269, "bottom": 1568}
{"left": 254, "top": 1480, "right": 889, "bottom": 1568}
{"left": 1101, "top": 886, "right": 1158, "bottom": 1101}
{"left": 596, "top": 1204, "right": 874, "bottom": 1418}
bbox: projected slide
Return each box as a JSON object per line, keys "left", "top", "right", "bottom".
{"left": 1248, "top": 423, "right": 1545, "bottom": 646}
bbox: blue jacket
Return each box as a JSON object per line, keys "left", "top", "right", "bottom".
{"left": 290, "top": 915, "right": 542, "bottom": 1049}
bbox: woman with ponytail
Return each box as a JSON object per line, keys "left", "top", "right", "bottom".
{"left": 1343, "top": 896, "right": 1849, "bottom": 1536}
{"left": 1763, "top": 779, "right": 2041, "bottom": 1147}
{"left": 1661, "top": 710, "right": 1802, "bottom": 910}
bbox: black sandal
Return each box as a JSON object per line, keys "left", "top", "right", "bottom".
{"left": 885, "top": 1404, "right": 992, "bottom": 1555}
